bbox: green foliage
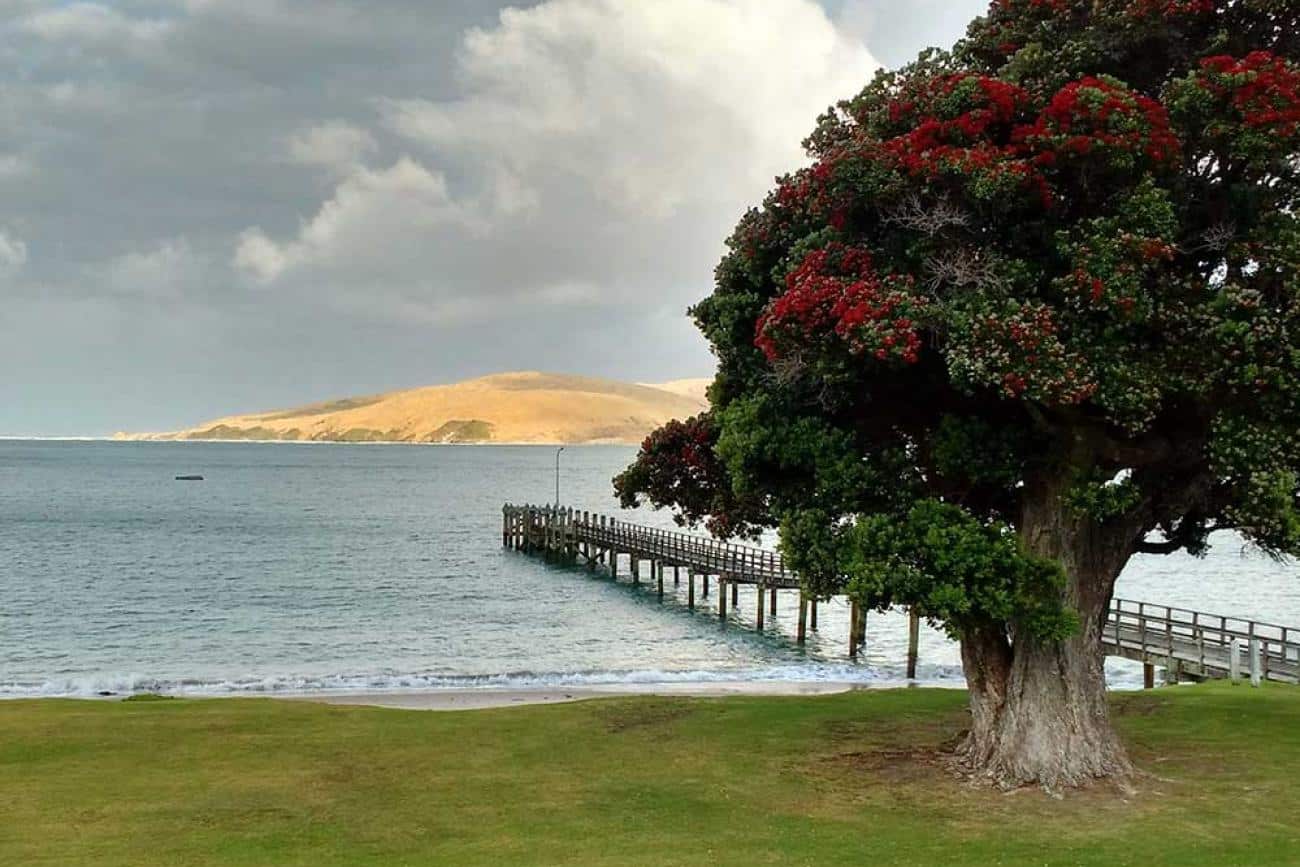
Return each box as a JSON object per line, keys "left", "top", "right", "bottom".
{"left": 1225, "top": 469, "right": 1300, "bottom": 555}
{"left": 1062, "top": 469, "right": 1143, "bottom": 523}
{"left": 931, "top": 416, "right": 1029, "bottom": 490}
{"left": 843, "top": 501, "right": 1077, "bottom": 642}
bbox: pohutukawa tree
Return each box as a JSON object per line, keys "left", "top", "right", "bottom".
{"left": 615, "top": 0, "right": 1300, "bottom": 788}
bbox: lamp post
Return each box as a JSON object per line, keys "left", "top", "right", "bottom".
{"left": 554, "top": 446, "right": 565, "bottom": 505}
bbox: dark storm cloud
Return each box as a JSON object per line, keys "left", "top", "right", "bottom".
{"left": 1, "top": 0, "right": 982, "bottom": 436}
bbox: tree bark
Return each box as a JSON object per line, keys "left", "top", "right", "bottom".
{"left": 955, "top": 475, "right": 1139, "bottom": 790}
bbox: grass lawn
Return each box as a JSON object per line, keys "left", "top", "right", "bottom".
{"left": 2, "top": 683, "right": 1298, "bottom": 866}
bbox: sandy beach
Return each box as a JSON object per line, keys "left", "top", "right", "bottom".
{"left": 278, "top": 680, "right": 861, "bottom": 711}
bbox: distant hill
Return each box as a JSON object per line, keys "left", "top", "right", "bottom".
{"left": 114, "top": 372, "right": 712, "bottom": 445}
{"left": 638, "top": 378, "right": 710, "bottom": 403}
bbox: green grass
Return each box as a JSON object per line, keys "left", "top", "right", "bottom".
{"left": 2, "top": 683, "right": 1298, "bottom": 865}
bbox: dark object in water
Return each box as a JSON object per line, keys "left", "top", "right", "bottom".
{"left": 175, "top": 475, "right": 204, "bottom": 481}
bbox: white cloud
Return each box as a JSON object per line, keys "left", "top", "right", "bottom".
{"left": 240, "top": 0, "right": 879, "bottom": 322}
{"left": 235, "top": 157, "right": 478, "bottom": 287}
{"left": 21, "top": 2, "right": 171, "bottom": 43}
{"left": 104, "top": 238, "right": 204, "bottom": 297}
{"left": 232, "top": 230, "right": 288, "bottom": 283}
{"left": 385, "top": 0, "right": 874, "bottom": 218}
{"left": 0, "top": 229, "right": 27, "bottom": 269}
{"left": 285, "top": 121, "right": 377, "bottom": 173}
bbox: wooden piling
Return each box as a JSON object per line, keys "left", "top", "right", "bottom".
{"left": 849, "top": 601, "right": 861, "bottom": 658}
{"left": 1143, "top": 663, "right": 1155, "bottom": 689}
{"left": 756, "top": 583, "right": 765, "bottom": 631}
{"left": 702, "top": 573, "right": 709, "bottom": 599}
{"left": 769, "top": 587, "right": 777, "bottom": 617}
{"left": 730, "top": 580, "right": 738, "bottom": 608}
{"left": 687, "top": 569, "right": 695, "bottom": 610}
{"left": 656, "top": 561, "right": 664, "bottom": 599}
{"left": 810, "top": 598, "right": 818, "bottom": 631}
{"left": 797, "top": 592, "right": 808, "bottom": 645}
{"left": 906, "top": 608, "right": 920, "bottom": 679}
{"left": 583, "top": 511, "right": 593, "bottom": 569}
{"left": 719, "top": 577, "right": 728, "bottom": 619}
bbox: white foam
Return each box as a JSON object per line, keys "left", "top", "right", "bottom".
{"left": 0, "top": 663, "right": 971, "bottom": 698}
{"left": 0, "top": 658, "right": 1157, "bottom": 699}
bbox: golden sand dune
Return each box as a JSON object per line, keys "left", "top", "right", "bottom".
{"left": 117, "top": 372, "right": 711, "bottom": 445}
{"left": 638, "top": 378, "right": 710, "bottom": 403}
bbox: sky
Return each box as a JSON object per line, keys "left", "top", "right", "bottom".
{"left": 1, "top": 0, "right": 989, "bottom": 436}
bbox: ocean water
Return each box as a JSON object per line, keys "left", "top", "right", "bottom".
{"left": 1, "top": 440, "right": 1297, "bottom": 697}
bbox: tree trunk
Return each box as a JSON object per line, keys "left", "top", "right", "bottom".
{"left": 955, "top": 475, "right": 1139, "bottom": 790}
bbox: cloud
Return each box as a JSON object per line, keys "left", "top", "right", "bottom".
{"left": 285, "top": 121, "right": 378, "bottom": 173}
{"left": 20, "top": 2, "right": 171, "bottom": 43}
{"left": 235, "top": 157, "right": 478, "bottom": 288}
{"left": 384, "top": 0, "right": 874, "bottom": 217}
{"left": 835, "top": 0, "right": 987, "bottom": 67}
{"left": 104, "top": 238, "right": 206, "bottom": 297}
{"left": 241, "top": 0, "right": 879, "bottom": 322}
{"left": 0, "top": 229, "right": 27, "bottom": 269}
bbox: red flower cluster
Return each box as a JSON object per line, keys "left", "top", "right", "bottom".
{"left": 882, "top": 74, "right": 1049, "bottom": 205}
{"left": 965, "top": 304, "right": 1096, "bottom": 402}
{"left": 1124, "top": 0, "right": 1215, "bottom": 19}
{"left": 639, "top": 417, "right": 717, "bottom": 479}
{"left": 774, "top": 167, "right": 816, "bottom": 211}
{"left": 886, "top": 74, "right": 1031, "bottom": 140}
{"left": 755, "top": 245, "right": 926, "bottom": 366}
{"left": 772, "top": 153, "right": 857, "bottom": 230}
{"left": 1068, "top": 269, "right": 1138, "bottom": 313}
{"left": 1057, "top": 228, "right": 1173, "bottom": 321}
{"left": 875, "top": 74, "right": 1181, "bottom": 211}
{"left": 1020, "top": 77, "right": 1181, "bottom": 168}
{"left": 1198, "top": 52, "right": 1300, "bottom": 138}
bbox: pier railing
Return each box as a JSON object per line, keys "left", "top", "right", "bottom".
{"left": 1104, "top": 599, "right": 1300, "bottom": 686}
{"left": 503, "top": 502, "right": 796, "bottom": 585}
{"left": 503, "top": 503, "right": 1300, "bottom": 686}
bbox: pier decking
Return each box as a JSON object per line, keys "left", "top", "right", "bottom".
{"left": 503, "top": 503, "right": 1300, "bottom": 686}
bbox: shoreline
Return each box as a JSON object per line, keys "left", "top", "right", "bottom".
{"left": 0, "top": 680, "right": 888, "bottom": 709}
{"left": 273, "top": 680, "right": 868, "bottom": 710}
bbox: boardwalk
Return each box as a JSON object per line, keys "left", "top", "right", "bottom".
{"left": 503, "top": 503, "right": 1300, "bottom": 686}
{"left": 1105, "top": 599, "right": 1299, "bottom": 686}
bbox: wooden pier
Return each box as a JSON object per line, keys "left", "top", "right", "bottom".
{"left": 503, "top": 503, "right": 1300, "bottom": 686}
{"left": 1105, "top": 599, "right": 1299, "bottom": 686}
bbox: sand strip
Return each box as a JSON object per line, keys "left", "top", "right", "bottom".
{"left": 277, "top": 680, "right": 860, "bottom": 711}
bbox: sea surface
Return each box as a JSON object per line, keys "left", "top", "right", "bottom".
{"left": 2, "top": 440, "right": 1298, "bottom": 697}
